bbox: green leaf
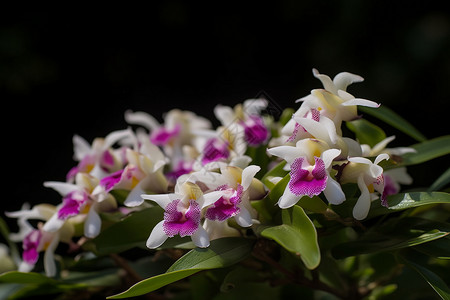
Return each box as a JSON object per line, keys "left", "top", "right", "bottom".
{"left": 429, "top": 167, "right": 450, "bottom": 192}
{"left": 399, "top": 255, "right": 450, "bottom": 300}
{"left": 346, "top": 118, "right": 386, "bottom": 147}
{"left": 413, "top": 237, "right": 450, "bottom": 260}
{"left": 261, "top": 206, "right": 320, "bottom": 269}
{"left": 83, "top": 207, "right": 164, "bottom": 255}
{"left": 400, "top": 135, "right": 450, "bottom": 167}
{"left": 359, "top": 105, "right": 426, "bottom": 142}
{"left": 332, "top": 230, "right": 449, "bottom": 259}
{"left": 368, "top": 192, "right": 450, "bottom": 218}
{"left": 0, "top": 272, "right": 56, "bottom": 285}
{"left": 108, "top": 237, "right": 254, "bottom": 299}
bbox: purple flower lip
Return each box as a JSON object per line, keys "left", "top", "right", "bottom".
{"left": 100, "top": 169, "right": 124, "bottom": 192}
{"left": 205, "top": 184, "right": 244, "bottom": 221}
{"left": 201, "top": 138, "right": 230, "bottom": 165}
{"left": 22, "top": 230, "right": 42, "bottom": 264}
{"left": 150, "top": 124, "right": 181, "bottom": 146}
{"left": 288, "top": 157, "right": 327, "bottom": 198}
{"left": 57, "top": 190, "right": 89, "bottom": 220}
{"left": 242, "top": 116, "right": 269, "bottom": 146}
{"left": 163, "top": 199, "right": 201, "bottom": 237}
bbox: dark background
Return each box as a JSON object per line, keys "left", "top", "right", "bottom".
{"left": 1, "top": 3, "right": 449, "bottom": 221}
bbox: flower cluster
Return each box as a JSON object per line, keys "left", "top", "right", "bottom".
{"left": 6, "top": 69, "right": 414, "bottom": 278}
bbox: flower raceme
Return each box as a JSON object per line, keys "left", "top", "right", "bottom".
{"left": 141, "top": 165, "right": 264, "bottom": 248}
{"left": 5, "top": 68, "right": 416, "bottom": 278}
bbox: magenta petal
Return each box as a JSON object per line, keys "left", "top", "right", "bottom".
{"left": 163, "top": 199, "right": 200, "bottom": 237}
{"left": 150, "top": 124, "right": 181, "bottom": 146}
{"left": 100, "top": 169, "right": 124, "bottom": 192}
{"left": 288, "top": 157, "right": 327, "bottom": 198}
{"left": 101, "top": 150, "right": 115, "bottom": 166}
{"left": 243, "top": 116, "right": 269, "bottom": 146}
{"left": 201, "top": 138, "right": 229, "bottom": 165}
{"left": 206, "top": 185, "right": 243, "bottom": 221}
{"left": 166, "top": 161, "right": 193, "bottom": 181}
{"left": 58, "top": 191, "right": 88, "bottom": 219}
{"left": 22, "top": 230, "right": 41, "bottom": 264}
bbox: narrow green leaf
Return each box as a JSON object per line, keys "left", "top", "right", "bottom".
{"left": 368, "top": 192, "right": 450, "bottom": 218}
{"left": 429, "top": 167, "right": 450, "bottom": 192}
{"left": 107, "top": 269, "right": 199, "bottom": 299}
{"left": 359, "top": 105, "right": 426, "bottom": 142}
{"left": 332, "top": 230, "right": 449, "bottom": 259}
{"left": 399, "top": 255, "right": 450, "bottom": 300}
{"left": 167, "top": 237, "right": 255, "bottom": 271}
{"left": 261, "top": 206, "right": 320, "bottom": 269}
{"left": 0, "top": 272, "right": 56, "bottom": 285}
{"left": 83, "top": 207, "right": 164, "bottom": 255}
{"left": 414, "top": 237, "right": 450, "bottom": 260}
{"left": 108, "top": 238, "right": 254, "bottom": 299}
{"left": 400, "top": 135, "right": 450, "bottom": 167}
{"left": 346, "top": 118, "right": 386, "bottom": 147}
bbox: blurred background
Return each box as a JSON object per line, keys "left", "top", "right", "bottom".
{"left": 1, "top": 3, "right": 449, "bottom": 218}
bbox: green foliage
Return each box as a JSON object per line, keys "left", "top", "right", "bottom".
{"left": 261, "top": 206, "right": 320, "bottom": 269}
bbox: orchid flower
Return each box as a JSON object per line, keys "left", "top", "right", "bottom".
{"left": 43, "top": 173, "right": 117, "bottom": 238}
{"left": 67, "top": 128, "right": 133, "bottom": 181}
{"left": 6, "top": 204, "right": 75, "bottom": 277}
{"left": 338, "top": 153, "right": 390, "bottom": 220}
{"left": 192, "top": 125, "right": 251, "bottom": 171}
{"left": 214, "top": 99, "right": 270, "bottom": 146}
{"left": 96, "top": 135, "right": 169, "bottom": 208}
{"left": 188, "top": 165, "right": 264, "bottom": 228}
{"left": 125, "top": 109, "right": 211, "bottom": 158}
{"left": 286, "top": 69, "right": 379, "bottom": 137}
{"left": 361, "top": 135, "right": 417, "bottom": 157}
{"left": 141, "top": 181, "right": 225, "bottom": 248}
{"left": 267, "top": 138, "right": 345, "bottom": 208}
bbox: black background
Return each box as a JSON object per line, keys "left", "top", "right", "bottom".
{"left": 1, "top": 3, "right": 449, "bottom": 223}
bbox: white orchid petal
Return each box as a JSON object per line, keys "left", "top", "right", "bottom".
{"left": 241, "top": 165, "right": 261, "bottom": 190}
{"left": 372, "top": 136, "right": 396, "bottom": 154}
{"left": 229, "top": 155, "right": 252, "bottom": 169}
{"left": 243, "top": 98, "right": 268, "bottom": 115}
{"left": 124, "top": 110, "right": 160, "bottom": 131}
{"left": 104, "top": 128, "right": 134, "bottom": 149}
{"left": 42, "top": 214, "right": 65, "bottom": 233}
{"left": 353, "top": 176, "right": 371, "bottom": 220}
{"left": 321, "top": 149, "right": 341, "bottom": 169}
{"left": 123, "top": 184, "right": 146, "bottom": 208}
{"left": 341, "top": 98, "right": 380, "bottom": 108}
{"left": 374, "top": 153, "right": 390, "bottom": 165}
{"left": 214, "top": 105, "right": 235, "bottom": 126}
{"left": 43, "top": 233, "right": 59, "bottom": 277}
{"left": 146, "top": 221, "right": 168, "bottom": 249}
{"left": 267, "top": 146, "right": 303, "bottom": 165}
{"left": 348, "top": 156, "right": 372, "bottom": 165}
{"left": 202, "top": 191, "right": 226, "bottom": 209}
{"left": 84, "top": 208, "right": 101, "bottom": 238}
{"left": 141, "top": 193, "right": 177, "bottom": 209}
{"left": 278, "top": 188, "right": 300, "bottom": 209}
{"left": 343, "top": 137, "right": 363, "bottom": 157}
{"left": 235, "top": 207, "right": 253, "bottom": 227}
{"left": 293, "top": 117, "right": 332, "bottom": 145}
{"left": 333, "top": 72, "right": 364, "bottom": 91}
{"left": 43, "top": 182, "right": 80, "bottom": 196}
{"left": 191, "top": 227, "right": 210, "bottom": 248}
{"left": 72, "top": 134, "right": 91, "bottom": 161}
{"left": 323, "top": 177, "right": 346, "bottom": 205}
{"left": 313, "top": 68, "right": 337, "bottom": 94}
